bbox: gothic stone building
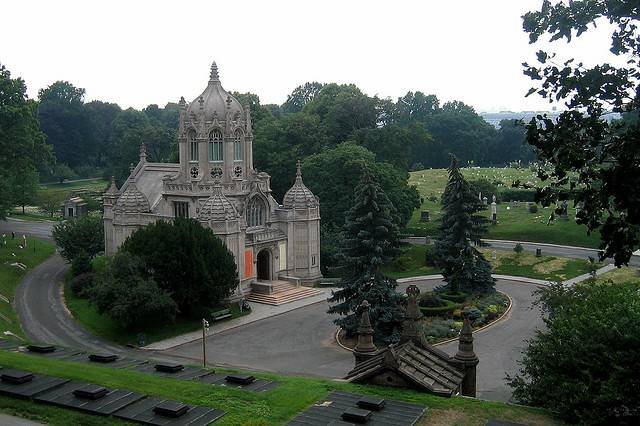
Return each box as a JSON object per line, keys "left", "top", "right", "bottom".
{"left": 103, "top": 62, "right": 322, "bottom": 294}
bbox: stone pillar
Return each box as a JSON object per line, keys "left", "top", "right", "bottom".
{"left": 353, "top": 300, "right": 377, "bottom": 366}
{"left": 451, "top": 313, "right": 479, "bottom": 397}
{"left": 401, "top": 285, "right": 423, "bottom": 344}
{"left": 490, "top": 201, "right": 497, "bottom": 223}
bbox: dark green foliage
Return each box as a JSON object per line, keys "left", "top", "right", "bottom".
{"left": 419, "top": 299, "right": 461, "bottom": 317}
{"left": 89, "top": 253, "right": 177, "bottom": 329}
{"left": 522, "top": 0, "right": 640, "bottom": 266}
{"left": 52, "top": 214, "right": 104, "bottom": 263}
{"left": 528, "top": 203, "right": 538, "bottom": 213}
{"left": 418, "top": 292, "right": 445, "bottom": 308}
{"left": 468, "top": 179, "right": 497, "bottom": 202}
{"left": 508, "top": 280, "right": 640, "bottom": 425}
{"left": 0, "top": 64, "right": 51, "bottom": 219}
{"left": 328, "top": 171, "right": 404, "bottom": 344}
{"left": 71, "top": 250, "right": 93, "bottom": 276}
{"left": 437, "top": 290, "right": 468, "bottom": 303}
{"left": 513, "top": 243, "right": 524, "bottom": 255}
{"left": 434, "top": 156, "right": 495, "bottom": 294}
{"left": 303, "top": 143, "right": 420, "bottom": 231}
{"left": 69, "top": 272, "right": 94, "bottom": 297}
{"left": 120, "top": 219, "right": 238, "bottom": 318}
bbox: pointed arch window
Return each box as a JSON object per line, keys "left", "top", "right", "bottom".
{"left": 189, "top": 130, "right": 198, "bottom": 161}
{"left": 234, "top": 129, "right": 243, "bottom": 161}
{"left": 208, "top": 129, "right": 223, "bottom": 162}
{"left": 247, "top": 197, "right": 266, "bottom": 227}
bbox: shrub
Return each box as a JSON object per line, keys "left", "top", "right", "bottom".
{"left": 89, "top": 253, "right": 177, "bottom": 330}
{"left": 424, "top": 246, "right": 437, "bottom": 266}
{"left": 514, "top": 243, "right": 524, "bottom": 255}
{"left": 420, "top": 299, "right": 461, "bottom": 316}
{"left": 528, "top": 203, "right": 539, "bottom": 213}
{"left": 52, "top": 214, "right": 104, "bottom": 263}
{"left": 469, "top": 178, "right": 498, "bottom": 202}
{"left": 423, "top": 318, "right": 458, "bottom": 341}
{"left": 486, "top": 304, "right": 499, "bottom": 320}
{"left": 508, "top": 281, "right": 640, "bottom": 424}
{"left": 69, "top": 272, "right": 94, "bottom": 297}
{"left": 71, "top": 250, "right": 92, "bottom": 276}
{"left": 419, "top": 292, "right": 445, "bottom": 308}
{"left": 462, "top": 306, "right": 482, "bottom": 320}
{"left": 437, "top": 290, "right": 468, "bottom": 303}
{"left": 120, "top": 219, "right": 238, "bottom": 318}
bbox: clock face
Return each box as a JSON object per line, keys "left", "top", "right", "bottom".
{"left": 234, "top": 165, "right": 243, "bottom": 178}
{"left": 190, "top": 166, "right": 199, "bottom": 179}
{"left": 210, "top": 167, "right": 223, "bottom": 180}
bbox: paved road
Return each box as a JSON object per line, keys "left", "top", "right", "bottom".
{"left": 14, "top": 253, "right": 123, "bottom": 353}
{"left": 164, "top": 278, "right": 542, "bottom": 402}
{"left": 0, "top": 219, "right": 55, "bottom": 242}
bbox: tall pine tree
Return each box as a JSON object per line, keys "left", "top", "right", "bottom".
{"left": 328, "top": 169, "right": 404, "bottom": 344}
{"left": 435, "top": 155, "right": 495, "bottom": 294}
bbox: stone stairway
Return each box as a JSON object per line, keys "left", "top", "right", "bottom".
{"left": 246, "top": 280, "right": 324, "bottom": 306}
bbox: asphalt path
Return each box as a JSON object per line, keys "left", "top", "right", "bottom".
{"left": 164, "top": 277, "right": 542, "bottom": 402}
{"left": 0, "top": 219, "right": 55, "bottom": 242}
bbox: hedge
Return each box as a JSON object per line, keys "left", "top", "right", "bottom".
{"left": 419, "top": 299, "right": 462, "bottom": 316}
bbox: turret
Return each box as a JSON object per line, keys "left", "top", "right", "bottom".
{"left": 451, "top": 313, "right": 479, "bottom": 397}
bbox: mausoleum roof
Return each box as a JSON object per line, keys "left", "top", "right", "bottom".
{"left": 199, "top": 185, "right": 238, "bottom": 222}
{"left": 186, "top": 62, "right": 244, "bottom": 123}
{"left": 114, "top": 180, "right": 150, "bottom": 212}
{"left": 283, "top": 161, "right": 317, "bottom": 209}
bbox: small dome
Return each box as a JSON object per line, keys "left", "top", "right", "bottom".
{"left": 283, "top": 161, "right": 318, "bottom": 209}
{"left": 199, "top": 186, "right": 238, "bottom": 221}
{"left": 114, "top": 181, "right": 149, "bottom": 212}
{"left": 186, "top": 62, "right": 243, "bottom": 123}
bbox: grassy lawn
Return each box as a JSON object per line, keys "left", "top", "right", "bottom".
{"left": 0, "top": 350, "right": 559, "bottom": 425}
{"left": 64, "top": 278, "right": 249, "bottom": 346}
{"left": 407, "top": 168, "right": 601, "bottom": 248}
{"left": 0, "top": 237, "right": 55, "bottom": 339}
{"left": 595, "top": 266, "right": 640, "bottom": 284}
{"left": 7, "top": 210, "right": 62, "bottom": 222}
{"left": 41, "top": 178, "right": 109, "bottom": 196}
{"left": 383, "top": 245, "right": 593, "bottom": 282}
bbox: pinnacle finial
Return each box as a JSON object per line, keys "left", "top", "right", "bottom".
{"left": 296, "top": 160, "right": 302, "bottom": 179}
{"left": 210, "top": 61, "right": 219, "bottom": 81}
{"left": 139, "top": 143, "right": 146, "bottom": 161}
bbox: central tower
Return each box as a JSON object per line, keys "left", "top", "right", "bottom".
{"left": 177, "top": 62, "right": 254, "bottom": 184}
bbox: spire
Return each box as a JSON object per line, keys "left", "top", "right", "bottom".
{"left": 179, "top": 96, "right": 186, "bottom": 108}
{"left": 105, "top": 176, "right": 119, "bottom": 196}
{"left": 139, "top": 143, "right": 146, "bottom": 162}
{"left": 209, "top": 61, "right": 219, "bottom": 82}
{"left": 454, "top": 313, "right": 478, "bottom": 363}
{"left": 401, "top": 285, "right": 423, "bottom": 344}
{"left": 353, "top": 300, "right": 377, "bottom": 365}
{"left": 296, "top": 160, "right": 302, "bottom": 181}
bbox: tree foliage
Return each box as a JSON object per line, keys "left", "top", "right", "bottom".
{"left": 52, "top": 214, "right": 105, "bottom": 262}
{"left": 521, "top": 0, "right": 640, "bottom": 265}
{"left": 508, "top": 280, "right": 640, "bottom": 425}
{"left": 435, "top": 156, "right": 495, "bottom": 294}
{"left": 90, "top": 253, "right": 177, "bottom": 330}
{"left": 328, "top": 170, "right": 404, "bottom": 343}
{"left": 119, "top": 219, "right": 238, "bottom": 318}
{"left": 0, "top": 64, "right": 51, "bottom": 218}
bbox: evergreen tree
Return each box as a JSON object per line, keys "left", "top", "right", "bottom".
{"left": 328, "top": 170, "right": 404, "bottom": 344}
{"left": 435, "top": 155, "right": 495, "bottom": 294}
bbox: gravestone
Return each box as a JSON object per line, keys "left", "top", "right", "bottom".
{"left": 420, "top": 211, "right": 430, "bottom": 222}
{"left": 535, "top": 248, "right": 542, "bottom": 257}
{"left": 560, "top": 200, "right": 569, "bottom": 221}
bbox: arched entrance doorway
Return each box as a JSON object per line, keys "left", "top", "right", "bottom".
{"left": 256, "top": 249, "right": 271, "bottom": 281}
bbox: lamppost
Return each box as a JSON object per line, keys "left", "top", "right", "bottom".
{"left": 202, "top": 318, "right": 210, "bottom": 367}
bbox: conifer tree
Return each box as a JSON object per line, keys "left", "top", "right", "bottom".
{"left": 328, "top": 170, "right": 404, "bottom": 343}
{"left": 435, "top": 155, "right": 495, "bottom": 294}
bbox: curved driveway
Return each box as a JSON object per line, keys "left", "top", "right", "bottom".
{"left": 164, "top": 277, "right": 542, "bottom": 402}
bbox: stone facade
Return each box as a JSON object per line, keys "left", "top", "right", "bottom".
{"left": 103, "top": 62, "right": 322, "bottom": 294}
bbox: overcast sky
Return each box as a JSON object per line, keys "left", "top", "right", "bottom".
{"left": 2, "top": 0, "right": 618, "bottom": 112}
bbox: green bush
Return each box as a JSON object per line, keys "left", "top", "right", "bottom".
{"left": 420, "top": 299, "right": 461, "bottom": 316}
{"left": 424, "top": 246, "right": 437, "bottom": 266}
{"left": 423, "top": 318, "right": 458, "bottom": 341}
{"left": 437, "top": 290, "right": 468, "bottom": 303}
{"left": 469, "top": 178, "right": 498, "bottom": 202}
{"left": 462, "top": 306, "right": 482, "bottom": 320}
{"left": 418, "top": 292, "right": 445, "bottom": 308}
{"left": 528, "top": 203, "right": 539, "bottom": 213}
{"left": 69, "top": 272, "right": 94, "bottom": 297}
{"left": 500, "top": 188, "right": 536, "bottom": 202}
{"left": 89, "top": 253, "right": 177, "bottom": 329}
{"left": 514, "top": 243, "right": 524, "bottom": 254}
{"left": 52, "top": 214, "right": 104, "bottom": 263}
{"left": 508, "top": 281, "right": 640, "bottom": 424}
{"left": 71, "top": 250, "right": 92, "bottom": 276}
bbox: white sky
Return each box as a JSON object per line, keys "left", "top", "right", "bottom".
{"left": 1, "top": 0, "right": 620, "bottom": 112}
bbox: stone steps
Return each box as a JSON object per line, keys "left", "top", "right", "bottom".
{"left": 246, "top": 284, "right": 324, "bottom": 306}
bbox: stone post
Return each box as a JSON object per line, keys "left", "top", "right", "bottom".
{"left": 401, "top": 285, "right": 423, "bottom": 344}
{"left": 451, "top": 313, "right": 479, "bottom": 397}
{"left": 490, "top": 201, "right": 497, "bottom": 223}
{"left": 353, "top": 300, "right": 377, "bottom": 366}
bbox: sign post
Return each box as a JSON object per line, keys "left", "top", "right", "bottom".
{"left": 202, "top": 318, "right": 210, "bottom": 367}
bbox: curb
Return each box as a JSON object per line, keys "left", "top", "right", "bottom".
{"left": 482, "top": 239, "right": 598, "bottom": 252}
{"left": 334, "top": 289, "right": 513, "bottom": 352}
